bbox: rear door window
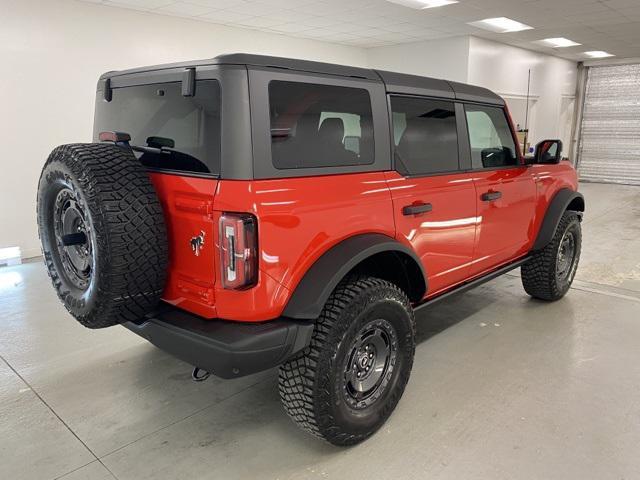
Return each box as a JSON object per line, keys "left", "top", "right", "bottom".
{"left": 268, "top": 81, "right": 374, "bottom": 169}
{"left": 94, "top": 80, "right": 221, "bottom": 175}
{"left": 464, "top": 105, "right": 518, "bottom": 169}
{"left": 390, "top": 96, "right": 459, "bottom": 176}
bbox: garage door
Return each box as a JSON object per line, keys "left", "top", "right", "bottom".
{"left": 578, "top": 64, "right": 640, "bottom": 185}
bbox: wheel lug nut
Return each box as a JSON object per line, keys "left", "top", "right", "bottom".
{"left": 369, "top": 353, "right": 373, "bottom": 358}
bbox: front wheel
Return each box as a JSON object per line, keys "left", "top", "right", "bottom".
{"left": 278, "top": 277, "right": 415, "bottom": 446}
{"left": 522, "top": 211, "right": 582, "bottom": 301}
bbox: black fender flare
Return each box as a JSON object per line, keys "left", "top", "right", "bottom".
{"left": 532, "top": 188, "right": 585, "bottom": 251}
{"left": 282, "top": 233, "right": 427, "bottom": 320}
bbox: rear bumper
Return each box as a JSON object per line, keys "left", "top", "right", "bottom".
{"left": 123, "top": 305, "right": 314, "bottom": 379}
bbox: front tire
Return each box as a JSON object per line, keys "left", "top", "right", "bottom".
{"left": 278, "top": 277, "right": 415, "bottom": 446}
{"left": 522, "top": 210, "right": 582, "bottom": 301}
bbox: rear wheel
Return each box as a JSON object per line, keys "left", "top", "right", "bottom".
{"left": 37, "top": 143, "right": 168, "bottom": 328}
{"left": 521, "top": 211, "right": 581, "bottom": 301}
{"left": 278, "top": 276, "right": 415, "bottom": 446}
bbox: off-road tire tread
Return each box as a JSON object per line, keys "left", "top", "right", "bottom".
{"left": 37, "top": 143, "right": 168, "bottom": 328}
{"left": 278, "top": 276, "right": 415, "bottom": 446}
{"left": 521, "top": 210, "right": 581, "bottom": 301}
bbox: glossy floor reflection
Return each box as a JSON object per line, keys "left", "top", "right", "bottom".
{"left": 1, "top": 182, "right": 639, "bottom": 480}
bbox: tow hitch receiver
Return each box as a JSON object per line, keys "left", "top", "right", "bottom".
{"left": 191, "top": 367, "right": 211, "bottom": 382}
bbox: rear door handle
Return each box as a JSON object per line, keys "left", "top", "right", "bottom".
{"left": 402, "top": 203, "right": 432, "bottom": 216}
{"left": 481, "top": 191, "right": 502, "bottom": 202}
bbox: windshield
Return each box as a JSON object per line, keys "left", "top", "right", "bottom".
{"left": 93, "top": 80, "right": 221, "bottom": 176}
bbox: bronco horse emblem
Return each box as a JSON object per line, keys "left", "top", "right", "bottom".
{"left": 190, "top": 230, "right": 205, "bottom": 257}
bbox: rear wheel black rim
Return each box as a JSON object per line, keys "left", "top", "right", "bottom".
{"left": 53, "top": 187, "right": 93, "bottom": 291}
{"left": 556, "top": 229, "right": 577, "bottom": 284}
{"left": 342, "top": 318, "right": 398, "bottom": 410}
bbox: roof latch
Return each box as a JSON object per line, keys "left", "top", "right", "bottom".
{"left": 182, "top": 68, "right": 196, "bottom": 97}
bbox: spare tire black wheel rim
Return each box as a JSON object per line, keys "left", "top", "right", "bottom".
{"left": 53, "top": 186, "right": 93, "bottom": 291}
{"left": 343, "top": 318, "right": 398, "bottom": 410}
{"left": 556, "top": 229, "right": 576, "bottom": 284}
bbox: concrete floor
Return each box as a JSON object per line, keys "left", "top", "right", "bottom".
{"left": 1, "top": 182, "right": 639, "bottom": 480}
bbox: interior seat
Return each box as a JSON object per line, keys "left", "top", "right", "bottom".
{"left": 396, "top": 117, "right": 456, "bottom": 172}
{"left": 316, "top": 117, "right": 357, "bottom": 166}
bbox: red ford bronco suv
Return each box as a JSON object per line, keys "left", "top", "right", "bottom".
{"left": 37, "top": 54, "right": 584, "bottom": 446}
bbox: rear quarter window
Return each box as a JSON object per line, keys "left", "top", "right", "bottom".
{"left": 268, "top": 81, "right": 374, "bottom": 169}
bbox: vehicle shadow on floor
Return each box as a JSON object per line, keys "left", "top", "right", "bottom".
{"left": 414, "top": 285, "right": 497, "bottom": 345}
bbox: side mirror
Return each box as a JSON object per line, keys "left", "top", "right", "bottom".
{"left": 534, "top": 139, "right": 563, "bottom": 164}
{"left": 481, "top": 147, "right": 512, "bottom": 168}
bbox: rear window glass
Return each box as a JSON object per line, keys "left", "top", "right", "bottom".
{"left": 268, "top": 81, "right": 374, "bottom": 169}
{"left": 94, "top": 80, "right": 221, "bottom": 175}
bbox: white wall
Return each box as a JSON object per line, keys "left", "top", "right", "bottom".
{"left": 367, "top": 36, "right": 470, "bottom": 82}
{"left": 467, "top": 36, "right": 578, "bottom": 147}
{"left": 0, "top": 0, "right": 367, "bottom": 258}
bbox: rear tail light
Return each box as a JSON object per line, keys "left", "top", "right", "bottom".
{"left": 219, "top": 213, "right": 258, "bottom": 289}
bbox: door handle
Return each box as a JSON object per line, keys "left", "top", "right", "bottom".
{"left": 481, "top": 191, "right": 502, "bottom": 202}
{"left": 402, "top": 203, "right": 432, "bottom": 216}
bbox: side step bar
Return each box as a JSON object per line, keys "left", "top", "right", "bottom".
{"left": 414, "top": 256, "right": 531, "bottom": 312}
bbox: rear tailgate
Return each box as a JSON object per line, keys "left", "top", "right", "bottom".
{"left": 150, "top": 173, "right": 219, "bottom": 318}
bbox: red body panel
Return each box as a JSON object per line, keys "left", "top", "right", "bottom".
{"left": 470, "top": 167, "right": 537, "bottom": 276}
{"left": 529, "top": 161, "right": 580, "bottom": 238}
{"left": 212, "top": 172, "right": 395, "bottom": 321}
{"left": 149, "top": 173, "right": 219, "bottom": 318}
{"left": 384, "top": 171, "right": 477, "bottom": 295}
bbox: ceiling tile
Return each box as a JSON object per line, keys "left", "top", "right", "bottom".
{"left": 154, "top": 1, "right": 214, "bottom": 16}
{"left": 225, "top": 2, "right": 278, "bottom": 15}
{"left": 197, "top": 9, "right": 251, "bottom": 22}
{"left": 358, "top": 16, "right": 399, "bottom": 28}
{"left": 301, "top": 15, "right": 343, "bottom": 28}
{"left": 300, "top": 27, "right": 338, "bottom": 38}
{"left": 108, "top": 0, "right": 173, "bottom": 8}
{"left": 235, "top": 16, "right": 284, "bottom": 27}
{"left": 267, "top": 22, "right": 313, "bottom": 33}
{"left": 260, "top": 11, "right": 315, "bottom": 23}
{"left": 293, "top": 3, "right": 336, "bottom": 16}
{"left": 188, "top": 0, "right": 246, "bottom": 8}
{"left": 102, "top": 0, "right": 172, "bottom": 11}
{"left": 77, "top": 0, "right": 640, "bottom": 58}
{"left": 256, "top": 0, "right": 315, "bottom": 8}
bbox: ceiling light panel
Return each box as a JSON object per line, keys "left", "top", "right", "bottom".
{"left": 537, "top": 37, "right": 582, "bottom": 48}
{"left": 386, "top": 0, "right": 458, "bottom": 10}
{"left": 468, "top": 17, "right": 533, "bottom": 33}
{"left": 584, "top": 51, "right": 615, "bottom": 58}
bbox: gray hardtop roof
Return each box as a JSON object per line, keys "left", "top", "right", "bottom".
{"left": 100, "top": 53, "right": 503, "bottom": 106}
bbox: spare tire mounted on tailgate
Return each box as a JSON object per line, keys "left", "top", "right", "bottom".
{"left": 37, "top": 143, "right": 168, "bottom": 328}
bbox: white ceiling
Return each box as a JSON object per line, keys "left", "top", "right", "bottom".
{"left": 81, "top": 0, "right": 640, "bottom": 60}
